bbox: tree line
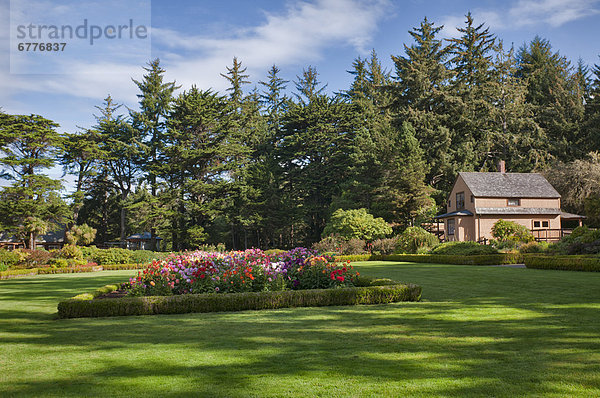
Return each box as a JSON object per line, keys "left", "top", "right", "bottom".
{"left": 1, "top": 14, "right": 599, "bottom": 250}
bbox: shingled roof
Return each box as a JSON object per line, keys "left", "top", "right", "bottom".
{"left": 459, "top": 172, "right": 561, "bottom": 198}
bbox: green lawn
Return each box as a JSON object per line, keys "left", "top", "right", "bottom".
{"left": 1, "top": 263, "right": 599, "bottom": 397}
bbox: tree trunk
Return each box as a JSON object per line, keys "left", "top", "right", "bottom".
{"left": 29, "top": 232, "right": 35, "bottom": 250}
{"left": 120, "top": 206, "right": 127, "bottom": 243}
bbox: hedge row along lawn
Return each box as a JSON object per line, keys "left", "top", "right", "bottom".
{"left": 335, "top": 252, "right": 525, "bottom": 265}
{"left": 525, "top": 255, "right": 600, "bottom": 271}
{"left": 1, "top": 263, "right": 600, "bottom": 396}
{"left": 58, "top": 282, "right": 422, "bottom": 318}
{"left": 0, "top": 263, "right": 145, "bottom": 280}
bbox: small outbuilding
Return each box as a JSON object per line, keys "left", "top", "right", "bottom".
{"left": 126, "top": 232, "right": 162, "bottom": 251}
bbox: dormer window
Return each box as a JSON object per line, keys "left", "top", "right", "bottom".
{"left": 507, "top": 198, "right": 520, "bottom": 206}
{"left": 456, "top": 192, "right": 465, "bottom": 210}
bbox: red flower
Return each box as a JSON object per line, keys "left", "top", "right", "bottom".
{"left": 336, "top": 276, "right": 345, "bottom": 282}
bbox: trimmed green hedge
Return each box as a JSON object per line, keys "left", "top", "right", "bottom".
{"left": 57, "top": 283, "right": 422, "bottom": 318}
{"left": 102, "top": 264, "right": 147, "bottom": 271}
{"left": 0, "top": 268, "right": 38, "bottom": 279}
{"left": 525, "top": 255, "right": 600, "bottom": 272}
{"left": 335, "top": 253, "right": 524, "bottom": 265}
{"left": 0, "top": 263, "right": 145, "bottom": 279}
{"left": 71, "top": 284, "right": 120, "bottom": 301}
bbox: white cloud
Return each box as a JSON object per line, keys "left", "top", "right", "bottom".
{"left": 509, "top": 0, "right": 600, "bottom": 27}
{"left": 1, "top": 0, "right": 390, "bottom": 106}
{"left": 440, "top": 0, "right": 600, "bottom": 37}
{"left": 154, "top": 0, "right": 390, "bottom": 92}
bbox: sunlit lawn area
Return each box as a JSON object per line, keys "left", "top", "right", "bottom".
{"left": 1, "top": 263, "right": 599, "bottom": 397}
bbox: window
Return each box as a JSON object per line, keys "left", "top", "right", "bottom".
{"left": 456, "top": 192, "right": 465, "bottom": 210}
{"left": 507, "top": 198, "right": 520, "bottom": 206}
{"left": 448, "top": 200, "right": 451, "bottom": 208}
{"left": 470, "top": 195, "right": 474, "bottom": 203}
{"left": 533, "top": 220, "right": 550, "bottom": 229}
{"left": 447, "top": 219, "right": 455, "bottom": 235}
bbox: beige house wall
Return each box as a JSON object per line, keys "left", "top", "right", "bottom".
{"left": 444, "top": 216, "right": 475, "bottom": 242}
{"left": 474, "top": 197, "right": 561, "bottom": 208}
{"left": 476, "top": 215, "right": 561, "bottom": 240}
{"left": 446, "top": 175, "right": 475, "bottom": 213}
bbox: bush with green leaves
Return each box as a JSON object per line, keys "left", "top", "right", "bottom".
{"left": 57, "top": 244, "right": 84, "bottom": 260}
{"left": 313, "top": 235, "right": 366, "bottom": 255}
{"left": 370, "top": 237, "right": 399, "bottom": 255}
{"left": 396, "top": 227, "right": 439, "bottom": 254}
{"left": 491, "top": 220, "right": 535, "bottom": 244}
{"left": 0, "top": 249, "right": 23, "bottom": 270}
{"left": 519, "top": 241, "right": 549, "bottom": 254}
{"left": 65, "top": 224, "right": 97, "bottom": 246}
{"left": 323, "top": 208, "right": 392, "bottom": 242}
{"left": 551, "top": 226, "right": 600, "bottom": 255}
{"left": 430, "top": 241, "right": 498, "bottom": 255}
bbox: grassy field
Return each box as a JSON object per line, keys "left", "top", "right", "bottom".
{"left": 1, "top": 263, "right": 599, "bottom": 397}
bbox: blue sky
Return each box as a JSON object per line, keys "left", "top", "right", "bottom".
{"left": 1, "top": 0, "right": 599, "bottom": 187}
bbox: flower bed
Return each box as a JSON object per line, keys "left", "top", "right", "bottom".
{"left": 124, "top": 248, "right": 360, "bottom": 296}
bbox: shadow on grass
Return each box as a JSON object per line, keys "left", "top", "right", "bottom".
{"left": 1, "top": 266, "right": 600, "bottom": 396}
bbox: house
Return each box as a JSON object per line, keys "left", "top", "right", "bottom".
{"left": 435, "top": 162, "right": 585, "bottom": 242}
{"left": 126, "top": 232, "right": 162, "bottom": 251}
{"left": 0, "top": 228, "right": 66, "bottom": 250}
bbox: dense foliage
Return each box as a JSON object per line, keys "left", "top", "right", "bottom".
{"left": 322, "top": 208, "right": 392, "bottom": 241}
{"left": 430, "top": 241, "right": 499, "bottom": 255}
{"left": 491, "top": 220, "right": 535, "bottom": 244}
{"left": 2, "top": 13, "right": 599, "bottom": 250}
{"left": 396, "top": 227, "right": 439, "bottom": 254}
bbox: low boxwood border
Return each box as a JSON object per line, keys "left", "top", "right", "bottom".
{"left": 0, "top": 263, "right": 145, "bottom": 280}
{"left": 525, "top": 255, "right": 600, "bottom": 272}
{"left": 335, "top": 253, "right": 524, "bottom": 265}
{"left": 57, "top": 283, "right": 422, "bottom": 319}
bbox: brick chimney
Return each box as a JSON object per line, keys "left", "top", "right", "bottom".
{"left": 497, "top": 160, "right": 506, "bottom": 173}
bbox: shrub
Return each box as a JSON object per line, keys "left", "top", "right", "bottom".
{"left": 519, "top": 241, "right": 549, "bottom": 254}
{"left": 0, "top": 249, "right": 22, "bottom": 270}
{"left": 313, "top": 235, "right": 344, "bottom": 253}
{"left": 313, "top": 235, "right": 366, "bottom": 255}
{"left": 57, "top": 244, "right": 84, "bottom": 260}
{"left": 49, "top": 258, "right": 70, "bottom": 268}
{"left": 25, "top": 249, "right": 53, "bottom": 267}
{"left": 91, "top": 248, "right": 133, "bottom": 265}
{"left": 525, "top": 255, "right": 600, "bottom": 272}
{"left": 396, "top": 227, "right": 439, "bottom": 254}
{"left": 430, "top": 241, "right": 498, "bottom": 255}
{"left": 323, "top": 208, "right": 392, "bottom": 241}
{"left": 491, "top": 220, "right": 535, "bottom": 243}
{"left": 341, "top": 238, "right": 366, "bottom": 255}
{"left": 57, "top": 283, "right": 422, "bottom": 318}
{"left": 80, "top": 245, "right": 100, "bottom": 261}
{"left": 554, "top": 226, "right": 600, "bottom": 255}
{"left": 370, "top": 237, "right": 399, "bottom": 255}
